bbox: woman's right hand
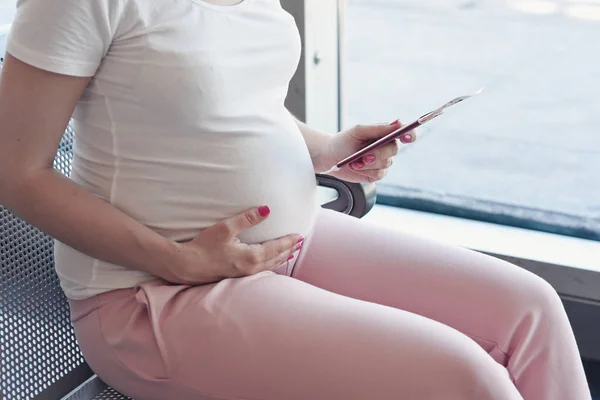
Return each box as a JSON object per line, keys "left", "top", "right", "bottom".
{"left": 163, "top": 206, "right": 304, "bottom": 285}
{"left": 0, "top": 55, "right": 301, "bottom": 289}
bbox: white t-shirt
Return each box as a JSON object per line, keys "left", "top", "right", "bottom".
{"left": 7, "top": 0, "right": 319, "bottom": 300}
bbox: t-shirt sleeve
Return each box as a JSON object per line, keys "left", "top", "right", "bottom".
{"left": 6, "top": 0, "right": 122, "bottom": 77}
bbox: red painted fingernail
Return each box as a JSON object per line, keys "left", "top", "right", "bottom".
{"left": 401, "top": 134, "right": 412, "bottom": 143}
{"left": 364, "top": 155, "right": 376, "bottom": 164}
{"left": 353, "top": 161, "right": 365, "bottom": 169}
{"left": 297, "top": 237, "right": 305, "bottom": 244}
{"left": 258, "top": 206, "right": 271, "bottom": 217}
{"left": 296, "top": 244, "right": 303, "bottom": 251}
{"left": 389, "top": 119, "right": 400, "bottom": 126}
{"left": 288, "top": 254, "right": 295, "bottom": 261}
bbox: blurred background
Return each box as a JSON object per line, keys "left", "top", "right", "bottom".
{"left": 0, "top": 0, "right": 13, "bottom": 56}
{"left": 1, "top": 0, "right": 597, "bottom": 240}
{"left": 0, "top": 0, "right": 599, "bottom": 397}
{"left": 345, "top": 0, "right": 600, "bottom": 240}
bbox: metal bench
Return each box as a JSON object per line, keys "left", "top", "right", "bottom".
{"left": 0, "top": 120, "right": 376, "bottom": 399}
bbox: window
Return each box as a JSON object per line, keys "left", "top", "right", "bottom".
{"left": 0, "top": 0, "right": 12, "bottom": 24}
{"left": 2, "top": 0, "right": 597, "bottom": 241}
{"left": 0, "top": 1, "right": 13, "bottom": 57}
{"left": 345, "top": 0, "right": 600, "bottom": 241}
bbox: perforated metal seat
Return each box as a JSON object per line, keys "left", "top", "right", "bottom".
{"left": 0, "top": 62, "right": 375, "bottom": 400}
{"left": 90, "top": 388, "right": 131, "bottom": 400}
{"left": 0, "top": 127, "right": 129, "bottom": 400}
{"left": 0, "top": 130, "right": 373, "bottom": 399}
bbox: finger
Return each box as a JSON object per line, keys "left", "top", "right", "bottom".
{"left": 353, "top": 168, "right": 389, "bottom": 182}
{"left": 231, "top": 243, "right": 274, "bottom": 277}
{"left": 399, "top": 130, "right": 418, "bottom": 144}
{"left": 232, "top": 234, "right": 302, "bottom": 277}
{"left": 244, "top": 236, "right": 302, "bottom": 275}
{"left": 354, "top": 142, "right": 399, "bottom": 170}
{"left": 351, "top": 119, "right": 404, "bottom": 141}
{"left": 353, "top": 157, "right": 394, "bottom": 171}
{"left": 264, "top": 241, "right": 304, "bottom": 271}
{"left": 219, "top": 205, "right": 271, "bottom": 239}
{"left": 352, "top": 129, "right": 417, "bottom": 171}
{"left": 259, "top": 234, "right": 303, "bottom": 261}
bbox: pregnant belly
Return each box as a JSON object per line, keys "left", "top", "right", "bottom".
{"left": 84, "top": 134, "right": 319, "bottom": 244}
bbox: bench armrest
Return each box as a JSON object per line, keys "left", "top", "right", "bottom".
{"left": 316, "top": 174, "right": 377, "bottom": 218}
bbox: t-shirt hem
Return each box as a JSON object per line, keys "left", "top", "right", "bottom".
{"left": 6, "top": 40, "right": 99, "bottom": 77}
{"left": 60, "top": 275, "right": 157, "bottom": 301}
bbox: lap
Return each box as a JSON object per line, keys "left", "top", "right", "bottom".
{"left": 73, "top": 272, "right": 512, "bottom": 400}
{"left": 72, "top": 208, "right": 541, "bottom": 399}
{"left": 294, "top": 209, "right": 557, "bottom": 361}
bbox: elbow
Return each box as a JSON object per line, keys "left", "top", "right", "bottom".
{"left": 0, "top": 168, "right": 18, "bottom": 206}
{"left": 0, "top": 159, "right": 11, "bottom": 203}
{"left": 0, "top": 147, "right": 15, "bottom": 202}
{"left": 0, "top": 162, "right": 39, "bottom": 208}
{"left": 0, "top": 148, "right": 56, "bottom": 207}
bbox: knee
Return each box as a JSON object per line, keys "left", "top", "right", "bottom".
{"left": 516, "top": 272, "right": 566, "bottom": 321}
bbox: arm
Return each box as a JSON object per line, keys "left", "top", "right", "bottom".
{"left": 293, "top": 114, "right": 413, "bottom": 183}
{"left": 292, "top": 116, "right": 334, "bottom": 173}
{"left": 0, "top": 55, "right": 300, "bottom": 284}
{"left": 0, "top": 55, "right": 180, "bottom": 280}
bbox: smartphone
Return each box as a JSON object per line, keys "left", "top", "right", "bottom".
{"left": 324, "top": 88, "right": 483, "bottom": 174}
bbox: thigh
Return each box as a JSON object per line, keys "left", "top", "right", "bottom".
{"left": 293, "top": 209, "right": 552, "bottom": 362}
{"left": 73, "top": 274, "right": 518, "bottom": 400}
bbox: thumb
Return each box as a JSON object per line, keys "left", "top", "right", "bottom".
{"left": 220, "top": 206, "right": 271, "bottom": 238}
{"left": 351, "top": 120, "right": 403, "bottom": 141}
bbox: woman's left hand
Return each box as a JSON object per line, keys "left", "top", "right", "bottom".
{"left": 319, "top": 120, "right": 417, "bottom": 183}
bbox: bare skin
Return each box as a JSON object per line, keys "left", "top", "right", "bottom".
{"left": 0, "top": 54, "right": 301, "bottom": 285}
{"left": 0, "top": 42, "right": 405, "bottom": 284}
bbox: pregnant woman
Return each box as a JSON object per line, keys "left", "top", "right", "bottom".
{"left": 0, "top": 0, "right": 591, "bottom": 399}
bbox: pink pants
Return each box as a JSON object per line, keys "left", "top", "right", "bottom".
{"left": 70, "top": 209, "right": 590, "bottom": 400}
